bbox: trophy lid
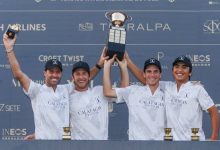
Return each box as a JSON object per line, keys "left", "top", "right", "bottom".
{"left": 105, "top": 11, "right": 132, "bottom": 27}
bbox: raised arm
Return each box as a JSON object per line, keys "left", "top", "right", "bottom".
{"left": 3, "top": 34, "right": 31, "bottom": 92}
{"left": 103, "top": 56, "right": 117, "bottom": 98}
{"left": 207, "top": 105, "right": 219, "bottom": 140}
{"left": 125, "top": 51, "right": 145, "bottom": 84}
{"left": 90, "top": 46, "right": 109, "bottom": 80}
{"left": 116, "top": 57, "right": 129, "bottom": 88}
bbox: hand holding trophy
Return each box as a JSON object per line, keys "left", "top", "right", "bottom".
{"left": 6, "top": 24, "right": 19, "bottom": 39}
{"left": 105, "top": 11, "right": 132, "bottom": 61}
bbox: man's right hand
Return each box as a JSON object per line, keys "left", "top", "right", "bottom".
{"left": 3, "top": 33, "right": 16, "bottom": 52}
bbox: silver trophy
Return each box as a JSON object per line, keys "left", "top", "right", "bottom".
{"left": 105, "top": 11, "right": 132, "bottom": 61}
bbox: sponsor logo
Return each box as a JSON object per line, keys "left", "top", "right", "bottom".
{"left": 12, "top": 79, "right": 21, "bottom": 87}
{"left": 79, "top": 23, "right": 93, "bottom": 31}
{"left": 2, "top": 128, "right": 27, "bottom": 140}
{"left": 38, "top": 54, "right": 84, "bottom": 67}
{"left": 209, "top": 0, "right": 220, "bottom": 5}
{"left": 100, "top": 22, "right": 172, "bottom": 32}
{"left": 12, "top": 79, "right": 45, "bottom": 87}
{"left": 186, "top": 54, "right": 211, "bottom": 67}
{"left": 157, "top": 52, "right": 168, "bottom": 70}
{"left": 0, "top": 24, "right": 46, "bottom": 32}
{"left": 203, "top": 20, "right": 220, "bottom": 34}
{"left": 0, "top": 104, "right": 21, "bottom": 112}
{"left": 0, "top": 64, "right": 10, "bottom": 69}
{"left": 157, "top": 52, "right": 211, "bottom": 68}
{"left": 139, "top": 98, "right": 165, "bottom": 109}
{"left": 0, "top": 24, "right": 4, "bottom": 31}
{"left": 8, "top": 24, "right": 46, "bottom": 32}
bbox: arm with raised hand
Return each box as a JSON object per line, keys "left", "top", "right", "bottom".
{"left": 90, "top": 46, "right": 109, "bottom": 80}
{"left": 3, "top": 34, "right": 31, "bottom": 92}
{"left": 124, "top": 51, "right": 145, "bottom": 84}
{"left": 103, "top": 56, "right": 118, "bottom": 98}
{"left": 116, "top": 56, "right": 129, "bottom": 88}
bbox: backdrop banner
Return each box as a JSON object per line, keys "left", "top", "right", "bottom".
{"left": 0, "top": 0, "right": 220, "bottom": 140}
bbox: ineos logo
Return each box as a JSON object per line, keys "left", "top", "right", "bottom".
{"left": 203, "top": 20, "right": 220, "bottom": 34}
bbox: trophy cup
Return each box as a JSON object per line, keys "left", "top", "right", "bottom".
{"left": 62, "top": 127, "right": 71, "bottom": 140}
{"left": 6, "top": 24, "right": 19, "bottom": 39}
{"left": 191, "top": 128, "right": 199, "bottom": 141}
{"left": 164, "top": 128, "right": 173, "bottom": 141}
{"left": 105, "top": 11, "right": 132, "bottom": 61}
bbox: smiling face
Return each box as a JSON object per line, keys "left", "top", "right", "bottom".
{"left": 143, "top": 65, "right": 161, "bottom": 87}
{"left": 172, "top": 62, "right": 192, "bottom": 85}
{"left": 72, "top": 68, "right": 90, "bottom": 92}
{"left": 44, "top": 67, "right": 62, "bottom": 88}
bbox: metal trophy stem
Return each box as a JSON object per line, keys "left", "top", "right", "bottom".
{"left": 105, "top": 11, "right": 132, "bottom": 61}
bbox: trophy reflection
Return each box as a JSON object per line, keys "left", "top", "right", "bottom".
{"left": 62, "top": 127, "right": 71, "bottom": 140}
{"left": 6, "top": 24, "right": 19, "bottom": 39}
{"left": 105, "top": 11, "right": 132, "bottom": 61}
{"left": 191, "top": 128, "right": 199, "bottom": 141}
{"left": 164, "top": 128, "right": 173, "bottom": 141}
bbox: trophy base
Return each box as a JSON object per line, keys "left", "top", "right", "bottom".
{"left": 107, "top": 42, "right": 125, "bottom": 61}
{"left": 164, "top": 136, "right": 173, "bottom": 141}
{"left": 62, "top": 135, "right": 71, "bottom": 140}
{"left": 191, "top": 136, "right": 199, "bottom": 141}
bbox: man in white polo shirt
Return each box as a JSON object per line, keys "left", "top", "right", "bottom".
{"left": 164, "top": 56, "right": 219, "bottom": 140}
{"left": 3, "top": 34, "right": 69, "bottom": 139}
{"left": 103, "top": 56, "right": 166, "bottom": 140}
{"left": 68, "top": 60, "right": 128, "bottom": 140}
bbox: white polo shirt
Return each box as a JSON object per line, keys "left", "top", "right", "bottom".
{"left": 69, "top": 86, "right": 110, "bottom": 140}
{"left": 115, "top": 85, "right": 166, "bottom": 140}
{"left": 162, "top": 81, "right": 214, "bottom": 141}
{"left": 24, "top": 81, "right": 70, "bottom": 140}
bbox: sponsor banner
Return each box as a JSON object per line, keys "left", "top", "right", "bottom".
{"left": 1, "top": 0, "right": 220, "bottom": 140}
{"left": 0, "top": 0, "right": 219, "bottom": 10}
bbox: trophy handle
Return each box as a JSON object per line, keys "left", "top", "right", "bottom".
{"left": 126, "top": 15, "right": 132, "bottom": 22}
{"left": 105, "top": 12, "right": 112, "bottom": 22}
